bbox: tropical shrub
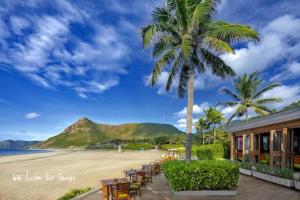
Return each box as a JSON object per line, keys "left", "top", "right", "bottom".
{"left": 163, "top": 160, "right": 239, "bottom": 191}
{"left": 161, "top": 144, "right": 184, "bottom": 151}
{"left": 237, "top": 161, "right": 252, "bottom": 170}
{"left": 254, "top": 163, "right": 293, "bottom": 179}
{"left": 58, "top": 187, "right": 91, "bottom": 200}
{"left": 196, "top": 144, "right": 224, "bottom": 160}
{"left": 124, "top": 143, "right": 153, "bottom": 150}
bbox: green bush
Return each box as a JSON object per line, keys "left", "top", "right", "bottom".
{"left": 161, "top": 144, "right": 184, "bottom": 151}
{"left": 163, "top": 160, "right": 239, "bottom": 191}
{"left": 240, "top": 162, "right": 252, "bottom": 170}
{"left": 196, "top": 144, "right": 224, "bottom": 160}
{"left": 58, "top": 187, "right": 91, "bottom": 200}
{"left": 124, "top": 143, "right": 153, "bottom": 150}
{"left": 254, "top": 163, "right": 293, "bottom": 179}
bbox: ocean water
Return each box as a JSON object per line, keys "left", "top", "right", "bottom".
{"left": 0, "top": 149, "right": 49, "bottom": 156}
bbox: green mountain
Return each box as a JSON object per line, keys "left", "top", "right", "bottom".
{"left": 35, "top": 118, "right": 183, "bottom": 148}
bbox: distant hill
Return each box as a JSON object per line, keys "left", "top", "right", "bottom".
{"left": 34, "top": 118, "right": 183, "bottom": 148}
{"left": 0, "top": 140, "right": 41, "bottom": 149}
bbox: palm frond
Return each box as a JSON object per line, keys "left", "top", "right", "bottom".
{"left": 219, "top": 88, "right": 240, "bottom": 101}
{"left": 166, "top": 54, "right": 183, "bottom": 91}
{"left": 204, "top": 36, "right": 234, "bottom": 54}
{"left": 141, "top": 25, "right": 154, "bottom": 48}
{"left": 255, "top": 98, "right": 282, "bottom": 105}
{"left": 200, "top": 48, "right": 235, "bottom": 78}
{"left": 151, "top": 49, "right": 176, "bottom": 86}
{"left": 208, "top": 21, "right": 260, "bottom": 43}
{"left": 253, "top": 83, "right": 281, "bottom": 99}
{"left": 177, "top": 64, "right": 190, "bottom": 97}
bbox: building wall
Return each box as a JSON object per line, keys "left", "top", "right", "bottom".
{"left": 230, "top": 119, "right": 300, "bottom": 169}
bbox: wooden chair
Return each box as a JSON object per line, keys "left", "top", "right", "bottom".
{"left": 136, "top": 171, "right": 145, "bottom": 186}
{"left": 154, "top": 163, "right": 161, "bottom": 175}
{"left": 294, "top": 155, "right": 300, "bottom": 170}
{"left": 130, "top": 175, "right": 143, "bottom": 198}
{"left": 101, "top": 185, "right": 109, "bottom": 200}
{"left": 112, "top": 182, "right": 131, "bottom": 200}
{"left": 144, "top": 169, "right": 152, "bottom": 183}
{"left": 260, "top": 153, "right": 270, "bottom": 164}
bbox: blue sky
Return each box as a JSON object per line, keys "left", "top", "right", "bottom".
{"left": 0, "top": 0, "right": 300, "bottom": 140}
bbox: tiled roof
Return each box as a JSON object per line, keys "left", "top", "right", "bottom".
{"left": 225, "top": 107, "right": 300, "bottom": 133}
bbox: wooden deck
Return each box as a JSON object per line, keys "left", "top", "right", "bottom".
{"left": 82, "top": 174, "right": 300, "bottom": 200}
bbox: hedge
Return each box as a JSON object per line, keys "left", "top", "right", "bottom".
{"left": 163, "top": 160, "right": 239, "bottom": 191}
{"left": 124, "top": 143, "right": 153, "bottom": 150}
{"left": 196, "top": 143, "right": 224, "bottom": 160}
{"left": 58, "top": 187, "right": 91, "bottom": 200}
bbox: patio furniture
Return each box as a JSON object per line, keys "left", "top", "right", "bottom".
{"left": 294, "top": 155, "right": 300, "bottom": 170}
{"left": 112, "top": 182, "right": 131, "bottom": 200}
{"left": 101, "top": 178, "right": 129, "bottom": 200}
{"left": 260, "top": 153, "right": 270, "bottom": 164}
{"left": 130, "top": 175, "right": 143, "bottom": 198}
{"left": 136, "top": 171, "right": 146, "bottom": 186}
{"left": 124, "top": 170, "right": 137, "bottom": 182}
{"left": 144, "top": 168, "right": 152, "bottom": 183}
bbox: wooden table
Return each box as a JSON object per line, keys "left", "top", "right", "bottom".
{"left": 101, "top": 178, "right": 129, "bottom": 200}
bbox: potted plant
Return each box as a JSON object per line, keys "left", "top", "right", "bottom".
{"left": 294, "top": 172, "right": 300, "bottom": 190}
{"left": 253, "top": 164, "right": 294, "bottom": 187}
{"left": 239, "top": 161, "right": 253, "bottom": 176}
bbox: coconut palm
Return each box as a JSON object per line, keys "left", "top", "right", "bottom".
{"left": 204, "top": 107, "right": 224, "bottom": 143}
{"left": 141, "top": 0, "right": 259, "bottom": 161}
{"left": 195, "top": 117, "right": 208, "bottom": 145}
{"left": 220, "top": 72, "right": 282, "bottom": 122}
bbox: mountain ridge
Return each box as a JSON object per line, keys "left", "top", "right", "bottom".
{"left": 35, "top": 117, "right": 183, "bottom": 148}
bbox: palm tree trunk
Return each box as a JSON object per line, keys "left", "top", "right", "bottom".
{"left": 213, "top": 125, "right": 216, "bottom": 143}
{"left": 186, "top": 75, "right": 194, "bottom": 162}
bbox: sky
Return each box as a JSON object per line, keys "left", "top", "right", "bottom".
{"left": 0, "top": 0, "right": 300, "bottom": 141}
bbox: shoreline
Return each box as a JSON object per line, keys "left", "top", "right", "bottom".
{"left": 0, "top": 150, "right": 162, "bottom": 200}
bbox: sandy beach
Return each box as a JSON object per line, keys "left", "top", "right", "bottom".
{"left": 0, "top": 150, "right": 162, "bottom": 200}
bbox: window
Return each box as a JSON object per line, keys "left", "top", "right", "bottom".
{"left": 254, "top": 134, "right": 259, "bottom": 150}
{"left": 245, "top": 135, "right": 250, "bottom": 150}
{"left": 262, "top": 134, "right": 270, "bottom": 153}
{"left": 273, "top": 131, "right": 282, "bottom": 151}
{"left": 235, "top": 136, "right": 243, "bottom": 151}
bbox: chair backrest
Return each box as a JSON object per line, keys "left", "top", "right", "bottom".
{"left": 294, "top": 155, "right": 300, "bottom": 164}
{"left": 116, "top": 182, "right": 130, "bottom": 200}
{"left": 136, "top": 175, "right": 143, "bottom": 185}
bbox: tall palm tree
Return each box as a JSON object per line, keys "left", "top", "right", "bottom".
{"left": 195, "top": 117, "right": 208, "bottom": 145}
{"left": 220, "top": 72, "right": 282, "bottom": 122}
{"left": 204, "top": 107, "right": 224, "bottom": 143}
{"left": 141, "top": 0, "right": 259, "bottom": 161}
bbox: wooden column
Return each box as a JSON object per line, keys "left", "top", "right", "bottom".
{"left": 250, "top": 133, "right": 254, "bottom": 164}
{"left": 270, "top": 130, "right": 275, "bottom": 167}
{"left": 282, "top": 128, "right": 288, "bottom": 168}
{"left": 230, "top": 134, "right": 234, "bottom": 160}
{"left": 242, "top": 134, "right": 246, "bottom": 161}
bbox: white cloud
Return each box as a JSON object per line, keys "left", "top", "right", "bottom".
{"left": 10, "top": 16, "right": 30, "bottom": 35}
{"left": 0, "top": 0, "right": 134, "bottom": 98}
{"left": 261, "top": 84, "right": 300, "bottom": 109}
{"left": 221, "top": 15, "right": 300, "bottom": 76}
{"left": 25, "top": 112, "right": 40, "bottom": 119}
{"left": 173, "top": 102, "right": 210, "bottom": 131}
{"left": 175, "top": 102, "right": 209, "bottom": 118}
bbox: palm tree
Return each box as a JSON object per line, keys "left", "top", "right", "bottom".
{"left": 141, "top": 0, "right": 259, "bottom": 161}
{"left": 220, "top": 72, "right": 282, "bottom": 122}
{"left": 204, "top": 107, "right": 224, "bottom": 143}
{"left": 195, "top": 117, "right": 208, "bottom": 145}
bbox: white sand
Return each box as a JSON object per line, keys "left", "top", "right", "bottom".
{"left": 0, "top": 150, "right": 162, "bottom": 200}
